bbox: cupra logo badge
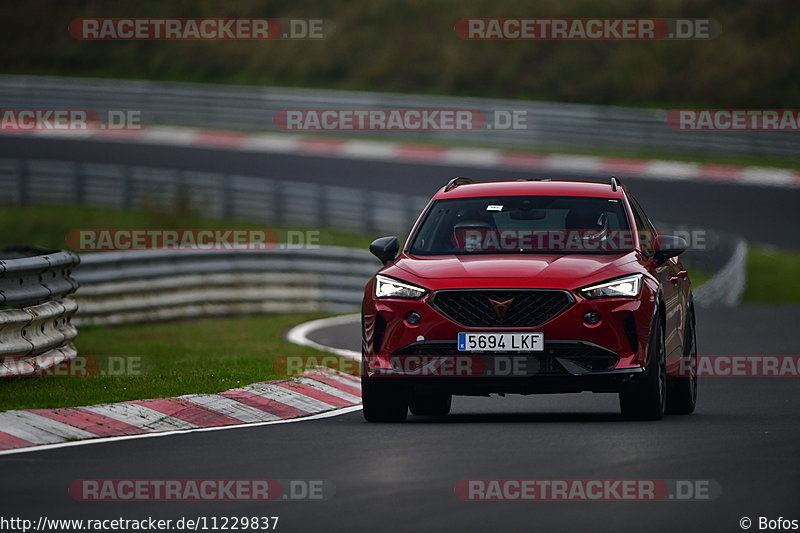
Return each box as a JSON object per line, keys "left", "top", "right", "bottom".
{"left": 488, "top": 298, "right": 514, "bottom": 320}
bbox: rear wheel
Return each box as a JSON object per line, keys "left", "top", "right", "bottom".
{"left": 620, "top": 316, "right": 667, "bottom": 421}
{"left": 409, "top": 392, "right": 452, "bottom": 416}
{"left": 666, "top": 312, "right": 698, "bottom": 415}
{"left": 362, "top": 378, "right": 408, "bottom": 422}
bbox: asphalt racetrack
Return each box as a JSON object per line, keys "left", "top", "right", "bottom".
{"left": 1, "top": 136, "right": 799, "bottom": 532}
{"left": 0, "top": 305, "right": 799, "bottom": 532}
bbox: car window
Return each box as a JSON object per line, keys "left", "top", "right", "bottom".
{"left": 627, "top": 194, "right": 657, "bottom": 253}
{"left": 409, "top": 195, "right": 633, "bottom": 255}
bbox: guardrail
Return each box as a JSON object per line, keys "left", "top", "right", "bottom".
{"left": 73, "top": 247, "right": 379, "bottom": 325}
{"left": 0, "top": 248, "right": 80, "bottom": 377}
{"left": 0, "top": 75, "right": 797, "bottom": 157}
{"left": 0, "top": 158, "right": 429, "bottom": 237}
{"left": 693, "top": 239, "right": 748, "bottom": 307}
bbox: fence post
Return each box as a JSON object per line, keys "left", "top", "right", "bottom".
{"left": 73, "top": 162, "right": 85, "bottom": 206}
{"left": 316, "top": 185, "right": 328, "bottom": 229}
{"left": 363, "top": 190, "right": 376, "bottom": 235}
{"left": 121, "top": 165, "right": 133, "bottom": 210}
{"left": 273, "top": 180, "right": 285, "bottom": 226}
{"left": 221, "top": 174, "right": 233, "bottom": 219}
{"left": 17, "top": 159, "right": 29, "bottom": 206}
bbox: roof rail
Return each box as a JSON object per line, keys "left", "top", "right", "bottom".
{"left": 444, "top": 177, "right": 475, "bottom": 192}
{"left": 610, "top": 176, "right": 621, "bottom": 191}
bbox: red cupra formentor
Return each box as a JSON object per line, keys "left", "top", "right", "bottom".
{"left": 361, "top": 177, "right": 697, "bottom": 422}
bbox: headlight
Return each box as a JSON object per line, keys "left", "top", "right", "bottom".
{"left": 375, "top": 275, "right": 427, "bottom": 299}
{"left": 580, "top": 274, "right": 642, "bottom": 299}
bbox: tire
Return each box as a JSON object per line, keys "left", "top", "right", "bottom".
{"left": 666, "top": 312, "right": 698, "bottom": 415}
{"left": 620, "top": 315, "right": 667, "bottom": 421}
{"left": 409, "top": 392, "right": 452, "bottom": 416}
{"left": 362, "top": 378, "right": 408, "bottom": 422}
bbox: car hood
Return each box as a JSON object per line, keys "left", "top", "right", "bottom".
{"left": 390, "top": 252, "right": 640, "bottom": 288}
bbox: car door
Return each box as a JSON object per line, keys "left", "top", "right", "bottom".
{"left": 628, "top": 194, "right": 685, "bottom": 362}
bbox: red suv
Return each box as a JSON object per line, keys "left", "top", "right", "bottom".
{"left": 361, "top": 177, "right": 697, "bottom": 422}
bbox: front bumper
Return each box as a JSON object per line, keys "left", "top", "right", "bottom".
{"left": 363, "top": 339, "right": 645, "bottom": 394}
{"left": 363, "top": 286, "right": 657, "bottom": 374}
{"left": 362, "top": 367, "right": 644, "bottom": 395}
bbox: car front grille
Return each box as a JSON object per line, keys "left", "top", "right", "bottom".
{"left": 429, "top": 289, "right": 573, "bottom": 328}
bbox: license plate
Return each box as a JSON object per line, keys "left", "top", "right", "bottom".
{"left": 457, "top": 332, "right": 544, "bottom": 352}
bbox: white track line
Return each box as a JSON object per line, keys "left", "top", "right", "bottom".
{"left": 442, "top": 148, "right": 500, "bottom": 167}
{"left": 643, "top": 161, "right": 701, "bottom": 180}
{"left": 139, "top": 127, "right": 199, "bottom": 145}
{"left": 739, "top": 167, "right": 797, "bottom": 186}
{"left": 342, "top": 140, "right": 400, "bottom": 159}
{"left": 285, "top": 313, "right": 361, "bottom": 358}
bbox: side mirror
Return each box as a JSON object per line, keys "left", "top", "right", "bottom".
{"left": 653, "top": 234, "right": 688, "bottom": 265}
{"left": 369, "top": 236, "right": 399, "bottom": 265}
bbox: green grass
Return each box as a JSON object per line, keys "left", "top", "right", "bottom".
{"left": 689, "top": 271, "right": 711, "bottom": 288}
{"left": 0, "top": 205, "right": 373, "bottom": 251}
{"left": 0, "top": 313, "right": 334, "bottom": 411}
{"left": 743, "top": 247, "right": 800, "bottom": 304}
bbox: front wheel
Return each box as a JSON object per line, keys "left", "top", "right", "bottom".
{"left": 362, "top": 378, "right": 408, "bottom": 422}
{"left": 666, "top": 311, "right": 698, "bottom": 415}
{"left": 620, "top": 316, "right": 667, "bottom": 421}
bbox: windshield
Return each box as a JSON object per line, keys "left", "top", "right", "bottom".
{"left": 409, "top": 195, "right": 634, "bottom": 255}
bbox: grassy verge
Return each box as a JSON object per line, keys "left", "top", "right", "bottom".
{"left": 744, "top": 247, "right": 800, "bottom": 304}
{"left": 0, "top": 205, "right": 373, "bottom": 251}
{"left": 689, "top": 271, "right": 711, "bottom": 288}
{"left": 0, "top": 313, "right": 334, "bottom": 411}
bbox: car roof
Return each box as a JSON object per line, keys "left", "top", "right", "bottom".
{"left": 434, "top": 179, "right": 625, "bottom": 200}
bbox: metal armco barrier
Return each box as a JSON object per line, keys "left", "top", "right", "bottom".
{"left": 693, "top": 240, "right": 748, "bottom": 307}
{"left": 72, "top": 247, "right": 380, "bottom": 325}
{"left": 0, "top": 248, "right": 80, "bottom": 377}
{"left": 0, "top": 75, "right": 797, "bottom": 156}
{"left": 0, "top": 158, "right": 429, "bottom": 237}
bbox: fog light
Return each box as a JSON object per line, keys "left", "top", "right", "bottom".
{"left": 406, "top": 311, "right": 421, "bottom": 325}
{"left": 583, "top": 311, "right": 601, "bottom": 325}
